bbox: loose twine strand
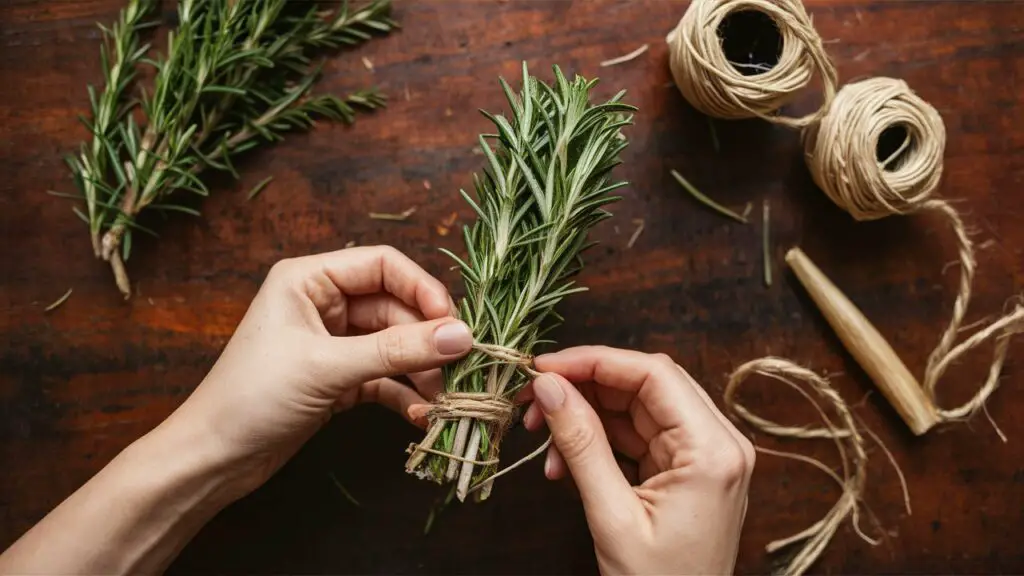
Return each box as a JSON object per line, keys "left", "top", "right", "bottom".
{"left": 724, "top": 357, "right": 911, "bottom": 576}
{"left": 405, "top": 343, "right": 551, "bottom": 494}
{"left": 803, "top": 77, "right": 1024, "bottom": 430}
{"left": 666, "top": 0, "right": 838, "bottom": 128}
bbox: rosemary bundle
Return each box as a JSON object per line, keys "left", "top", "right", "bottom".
{"left": 405, "top": 63, "right": 635, "bottom": 501}
{"left": 64, "top": 0, "right": 396, "bottom": 296}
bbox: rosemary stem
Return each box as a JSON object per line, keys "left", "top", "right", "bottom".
{"left": 446, "top": 417, "right": 472, "bottom": 481}
{"left": 456, "top": 425, "right": 483, "bottom": 501}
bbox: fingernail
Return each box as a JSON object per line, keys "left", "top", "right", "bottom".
{"left": 434, "top": 321, "right": 473, "bottom": 355}
{"left": 407, "top": 404, "right": 431, "bottom": 422}
{"left": 544, "top": 450, "right": 554, "bottom": 478}
{"left": 533, "top": 374, "right": 566, "bottom": 413}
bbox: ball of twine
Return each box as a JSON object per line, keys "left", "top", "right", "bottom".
{"left": 803, "top": 77, "right": 946, "bottom": 221}
{"left": 667, "top": 0, "right": 838, "bottom": 128}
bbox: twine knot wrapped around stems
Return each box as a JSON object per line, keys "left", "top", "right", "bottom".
{"left": 802, "top": 76, "right": 1024, "bottom": 437}
{"left": 405, "top": 343, "right": 551, "bottom": 498}
{"left": 666, "top": 0, "right": 837, "bottom": 127}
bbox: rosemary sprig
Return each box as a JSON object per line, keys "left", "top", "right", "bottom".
{"left": 407, "top": 63, "right": 635, "bottom": 501}
{"left": 67, "top": 0, "right": 396, "bottom": 296}
{"left": 66, "top": 0, "right": 154, "bottom": 256}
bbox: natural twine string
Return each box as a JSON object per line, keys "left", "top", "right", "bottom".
{"left": 666, "top": 0, "right": 838, "bottom": 128}
{"left": 725, "top": 357, "right": 911, "bottom": 576}
{"left": 803, "top": 76, "right": 1024, "bottom": 432}
{"left": 405, "top": 343, "right": 552, "bottom": 492}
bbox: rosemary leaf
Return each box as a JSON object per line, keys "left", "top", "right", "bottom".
{"left": 246, "top": 176, "right": 274, "bottom": 201}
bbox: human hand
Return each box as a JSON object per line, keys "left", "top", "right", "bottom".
{"left": 522, "top": 346, "right": 754, "bottom": 575}
{"left": 160, "top": 246, "right": 474, "bottom": 500}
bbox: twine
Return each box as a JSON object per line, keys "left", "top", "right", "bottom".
{"left": 803, "top": 76, "right": 1024, "bottom": 431}
{"left": 405, "top": 342, "right": 552, "bottom": 491}
{"left": 724, "top": 357, "right": 910, "bottom": 576}
{"left": 666, "top": 0, "right": 837, "bottom": 128}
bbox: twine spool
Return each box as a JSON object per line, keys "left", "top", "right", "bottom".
{"left": 803, "top": 77, "right": 946, "bottom": 220}
{"left": 666, "top": 0, "right": 837, "bottom": 127}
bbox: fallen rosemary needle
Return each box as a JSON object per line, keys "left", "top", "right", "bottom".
{"left": 600, "top": 43, "right": 650, "bottom": 67}
{"left": 246, "top": 176, "right": 274, "bottom": 201}
{"left": 328, "top": 472, "right": 360, "bottom": 507}
{"left": 708, "top": 117, "right": 721, "bottom": 153}
{"left": 44, "top": 288, "right": 74, "bottom": 312}
{"left": 627, "top": 218, "right": 645, "bottom": 249}
{"left": 368, "top": 206, "right": 417, "bottom": 221}
{"left": 670, "top": 169, "right": 748, "bottom": 224}
{"left": 762, "top": 199, "right": 772, "bottom": 287}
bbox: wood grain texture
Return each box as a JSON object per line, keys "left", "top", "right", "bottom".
{"left": 1, "top": 0, "right": 1023, "bottom": 573}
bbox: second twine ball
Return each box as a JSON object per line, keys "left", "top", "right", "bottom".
{"left": 803, "top": 77, "right": 946, "bottom": 221}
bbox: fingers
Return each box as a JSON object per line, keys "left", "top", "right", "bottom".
{"left": 318, "top": 318, "right": 473, "bottom": 391}
{"left": 325, "top": 246, "right": 451, "bottom": 318}
{"left": 346, "top": 293, "right": 446, "bottom": 401}
{"left": 356, "top": 378, "right": 430, "bottom": 428}
{"left": 544, "top": 444, "right": 568, "bottom": 480}
{"left": 602, "top": 413, "right": 648, "bottom": 461}
{"left": 525, "top": 383, "right": 646, "bottom": 464}
{"left": 536, "top": 346, "right": 721, "bottom": 437}
{"left": 408, "top": 368, "right": 443, "bottom": 401}
{"left": 677, "top": 364, "right": 756, "bottom": 469}
{"left": 346, "top": 294, "right": 425, "bottom": 332}
{"left": 531, "top": 373, "right": 643, "bottom": 523}
{"left": 275, "top": 246, "right": 453, "bottom": 322}
{"left": 538, "top": 346, "right": 755, "bottom": 489}
{"left": 545, "top": 441, "right": 640, "bottom": 485}
{"left": 523, "top": 401, "right": 544, "bottom": 431}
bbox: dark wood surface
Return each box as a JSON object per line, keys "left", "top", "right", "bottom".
{"left": 2, "top": 0, "right": 1023, "bottom": 573}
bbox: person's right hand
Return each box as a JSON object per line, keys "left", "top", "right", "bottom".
{"left": 522, "top": 346, "right": 754, "bottom": 575}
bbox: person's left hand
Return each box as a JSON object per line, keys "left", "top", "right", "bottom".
{"left": 158, "top": 246, "right": 474, "bottom": 500}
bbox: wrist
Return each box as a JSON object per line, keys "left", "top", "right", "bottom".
{"left": 144, "top": 405, "right": 251, "bottom": 510}
{"left": 93, "top": 417, "right": 244, "bottom": 571}
{"left": 0, "top": 412, "right": 243, "bottom": 574}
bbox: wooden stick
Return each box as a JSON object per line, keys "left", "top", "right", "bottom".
{"left": 785, "top": 248, "right": 940, "bottom": 435}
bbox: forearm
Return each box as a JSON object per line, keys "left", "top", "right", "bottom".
{"left": 0, "top": 418, "right": 239, "bottom": 574}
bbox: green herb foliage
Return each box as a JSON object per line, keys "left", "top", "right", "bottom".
{"left": 415, "top": 63, "right": 635, "bottom": 492}
{"left": 65, "top": 0, "right": 396, "bottom": 296}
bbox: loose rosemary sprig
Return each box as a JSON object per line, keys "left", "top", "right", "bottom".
{"left": 67, "top": 0, "right": 396, "bottom": 296}
{"left": 407, "top": 63, "right": 635, "bottom": 501}
{"left": 65, "top": 0, "right": 154, "bottom": 257}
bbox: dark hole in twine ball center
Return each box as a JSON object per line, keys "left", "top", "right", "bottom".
{"left": 876, "top": 124, "right": 915, "bottom": 171}
{"left": 717, "top": 10, "right": 783, "bottom": 76}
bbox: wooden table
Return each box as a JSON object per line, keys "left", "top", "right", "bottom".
{"left": 2, "top": 1, "right": 1022, "bottom": 573}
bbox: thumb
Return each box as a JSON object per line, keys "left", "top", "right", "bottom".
{"left": 532, "top": 373, "right": 639, "bottom": 521}
{"left": 325, "top": 318, "right": 473, "bottom": 389}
